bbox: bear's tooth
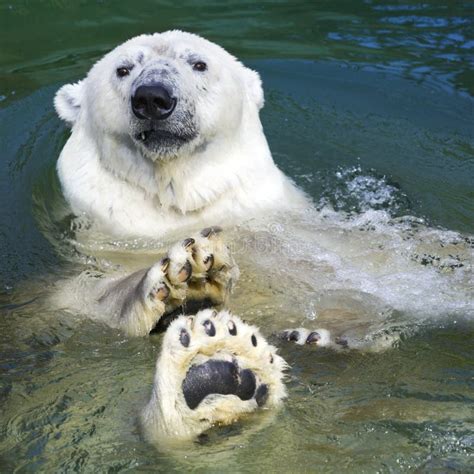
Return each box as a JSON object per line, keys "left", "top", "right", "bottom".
{"left": 140, "top": 132, "right": 146, "bottom": 141}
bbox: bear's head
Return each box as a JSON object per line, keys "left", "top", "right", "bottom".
{"left": 54, "top": 30, "right": 264, "bottom": 162}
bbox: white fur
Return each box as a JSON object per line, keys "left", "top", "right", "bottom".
{"left": 53, "top": 32, "right": 300, "bottom": 444}
{"left": 55, "top": 31, "right": 308, "bottom": 238}
{"left": 54, "top": 80, "right": 84, "bottom": 124}
{"left": 141, "top": 309, "right": 287, "bottom": 445}
{"left": 51, "top": 230, "right": 238, "bottom": 337}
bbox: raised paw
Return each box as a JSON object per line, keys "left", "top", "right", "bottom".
{"left": 280, "top": 328, "right": 341, "bottom": 348}
{"left": 94, "top": 228, "right": 238, "bottom": 337}
{"left": 141, "top": 309, "right": 287, "bottom": 444}
{"left": 163, "top": 227, "right": 239, "bottom": 310}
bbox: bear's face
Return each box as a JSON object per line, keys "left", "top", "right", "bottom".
{"left": 55, "top": 31, "right": 264, "bottom": 161}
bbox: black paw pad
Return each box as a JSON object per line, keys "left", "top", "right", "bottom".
{"left": 182, "top": 360, "right": 257, "bottom": 410}
{"left": 201, "top": 226, "right": 223, "bottom": 238}
{"left": 180, "top": 328, "right": 190, "bottom": 347}
{"left": 255, "top": 384, "right": 269, "bottom": 407}
{"left": 183, "top": 237, "right": 195, "bottom": 249}
{"left": 235, "top": 369, "right": 257, "bottom": 401}
{"left": 335, "top": 336, "right": 349, "bottom": 348}
{"left": 203, "top": 320, "right": 216, "bottom": 336}
{"left": 284, "top": 330, "right": 299, "bottom": 342}
{"left": 228, "top": 320, "right": 237, "bottom": 336}
{"left": 306, "top": 332, "right": 320, "bottom": 344}
{"left": 251, "top": 334, "right": 257, "bottom": 347}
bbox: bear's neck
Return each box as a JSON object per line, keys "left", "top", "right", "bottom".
{"left": 63, "top": 109, "right": 304, "bottom": 236}
{"left": 96, "top": 132, "right": 158, "bottom": 197}
{"left": 57, "top": 107, "right": 306, "bottom": 238}
{"left": 92, "top": 110, "right": 278, "bottom": 216}
{"left": 153, "top": 119, "right": 276, "bottom": 214}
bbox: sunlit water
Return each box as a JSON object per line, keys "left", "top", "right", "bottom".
{"left": 1, "top": 1, "right": 473, "bottom": 471}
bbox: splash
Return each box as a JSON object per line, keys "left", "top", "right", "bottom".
{"left": 319, "top": 165, "right": 411, "bottom": 216}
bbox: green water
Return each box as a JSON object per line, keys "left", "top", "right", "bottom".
{"left": 1, "top": 1, "right": 473, "bottom": 472}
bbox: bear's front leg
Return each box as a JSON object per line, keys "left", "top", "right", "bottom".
{"left": 96, "top": 227, "right": 239, "bottom": 336}
{"left": 96, "top": 258, "right": 171, "bottom": 337}
{"left": 141, "top": 309, "right": 286, "bottom": 445}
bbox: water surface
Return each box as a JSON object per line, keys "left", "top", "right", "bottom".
{"left": 1, "top": 1, "right": 473, "bottom": 472}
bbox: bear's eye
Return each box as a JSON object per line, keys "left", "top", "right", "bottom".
{"left": 116, "top": 66, "right": 132, "bottom": 78}
{"left": 193, "top": 61, "right": 207, "bottom": 72}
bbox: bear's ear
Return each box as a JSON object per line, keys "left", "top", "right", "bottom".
{"left": 54, "top": 80, "right": 84, "bottom": 125}
{"left": 243, "top": 67, "right": 264, "bottom": 110}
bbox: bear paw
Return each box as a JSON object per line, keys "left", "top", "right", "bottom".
{"left": 280, "top": 327, "right": 401, "bottom": 351}
{"left": 96, "top": 228, "right": 238, "bottom": 336}
{"left": 141, "top": 309, "right": 287, "bottom": 444}
{"left": 165, "top": 226, "right": 239, "bottom": 310}
{"left": 280, "top": 328, "right": 347, "bottom": 348}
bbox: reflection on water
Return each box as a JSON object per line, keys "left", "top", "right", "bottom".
{"left": 1, "top": 299, "right": 472, "bottom": 471}
{"left": 1, "top": 1, "right": 473, "bottom": 102}
{"left": 0, "top": 0, "right": 473, "bottom": 471}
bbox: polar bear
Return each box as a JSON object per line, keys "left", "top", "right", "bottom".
{"left": 54, "top": 30, "right": 308, "bottom": 238}
{"left": 53, "top": 30, "right": 471, "bottom": 445}
{"left": 53, "top": 30, "right": 312, "bottom": 444}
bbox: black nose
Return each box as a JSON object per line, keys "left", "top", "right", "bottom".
{"left": 131, "top": 84, "right": 177, "bottom": 120}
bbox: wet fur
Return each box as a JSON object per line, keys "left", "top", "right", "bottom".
{"left": 141, "top": 310, "right": 286, "bottom": 445}
{"left": 54, "top": 30, "right": 308, "bottom": 237}
{"left": 51, "top": 31, "right": 474, "bottom": 444}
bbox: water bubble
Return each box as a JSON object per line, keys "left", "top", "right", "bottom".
{"left": 305, "top": 301, "right": 318, "bottom": 321}
{"left": 320, "top": 165, "right": 410, "bottom": 216}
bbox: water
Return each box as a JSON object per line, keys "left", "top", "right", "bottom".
{"left": 1, "top": 1, "right": 473, "bottom": 471}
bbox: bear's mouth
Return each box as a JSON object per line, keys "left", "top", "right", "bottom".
{"left": 134, "top": 129, "right": 196, "bottom": 147}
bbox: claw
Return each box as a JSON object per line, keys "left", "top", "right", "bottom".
{"left": 306, "top": 331, "right": 320, "bottom": 344}
{"left": 177, "top": 260, "right": 192, "bottom": 283}
{"left": 187, "top": 316, "right": 195, "bottom": 330}
{"left": 160, "top": 257, "right": 170, "bottom": 273}
{"left": 183, "top": 238, "right": 195, "bottom": 249}
{"left": 151, "top": 283, "right": 170, "bottom": 301}
{"left": 203, "top": 254, "right": 214, "bottom": 270}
